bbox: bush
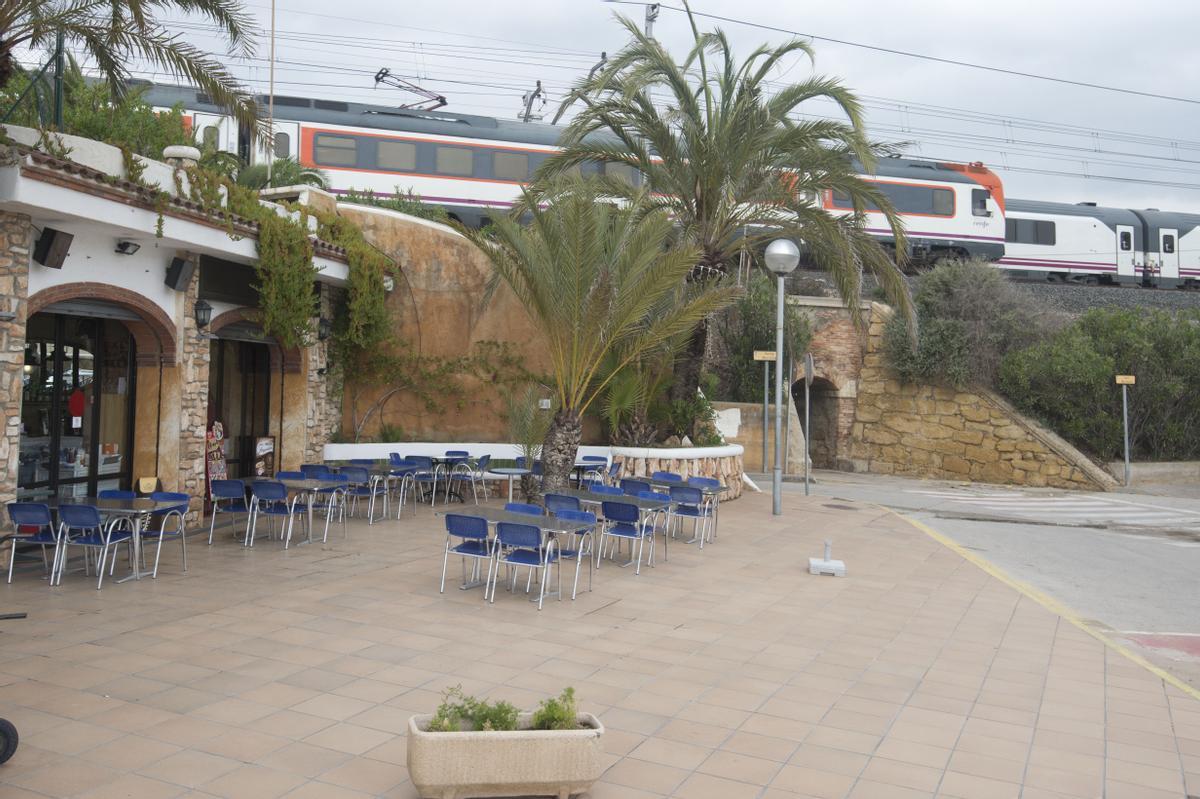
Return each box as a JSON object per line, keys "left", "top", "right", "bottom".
{"left": 885, "top": 258, "right": 1063, "bottom": 388}
{"left": 531, "top": 687, "right": 578, "bottom": 730}
{"left": 999, "top": 308, "right": 1200, "bottom": 461}
{"left": 427, "top": 686, "right": 519, "bottom": 732}
{"left": 340, "top": 187, "right": 450, "bottom": 223}
{"left": 714, "top": 272, "right": 812, "bottom": 402}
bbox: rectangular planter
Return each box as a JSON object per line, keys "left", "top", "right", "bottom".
{"left": 407, "top": 712, "right": 604, "bottom": 799}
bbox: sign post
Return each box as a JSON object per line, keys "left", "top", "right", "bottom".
{"left": 1116, "top": 375, "right": 1135, "bottom": 486}
{"left": 754, "top": 350, "right": 775, "bottom": 472}
{"left": 804, "top": 353, "right": 814, "bottom": 496}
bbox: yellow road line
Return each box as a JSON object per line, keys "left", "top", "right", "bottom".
{"left": 890, "top": 508, "right": 1200, "bottom": 703}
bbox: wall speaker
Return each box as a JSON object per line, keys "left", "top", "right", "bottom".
{"left": 33, "top": 228, "right": 73, "bottom": 269}
{"left": 164, "top": 257, "right": 195, "bottom": 291}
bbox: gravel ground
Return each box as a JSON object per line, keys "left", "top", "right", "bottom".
{"left": 787, "top": 267, "right": 1200, "bottom": 317}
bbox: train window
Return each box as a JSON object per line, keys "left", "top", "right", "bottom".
{"left": 972, "top": 189, "right": 990, "bottom": 217}
{"left": 493, "top": 151, "right": 529, "bottom": 181}
{"left": 1006, "top": 218, "right": 1056, "bottom": 245}
{"left": 313, "top": 134, "right": 357, "bottom": 167}
{"left": 436, "top": 146, "right": 474, "bottom": 176}
{"left": 202, "top": 125, "right": 220, "bottom": 150}
{"left": 1120, "top": 231, "right": 1132, "bottom": 251}
{"left": 1035, "top": 221, "right": 1056, "bottom": 246}
{"left": 605, "top": 162, "right": 639, "bottom": 186}
{"left": 273, "top": 131, "right": 290, "bottom": 159}
{"left": 931, "top": 189, "right": 954, "bottom": 216}
{"left": 377, "top": 140, "right": 417, "bottom": 171}
{"left": 1164, "top": 235, "right": 1176, "bottom": 253}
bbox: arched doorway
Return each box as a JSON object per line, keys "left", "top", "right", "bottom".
{"left": 796, "top": 376, "right": 841, "bottom": 469}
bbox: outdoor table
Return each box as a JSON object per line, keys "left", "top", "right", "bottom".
{"left": 489, "top": 467, "right": 531, "bottom": 502}
{"left": 646, "top": 476, "right": 726, "bottom": 544}
{"left": 550, "top": 487, "right": 673, "bottom": 567}
{"left": 45, "top": 496, "right": 182, "bottom": 583}
{"left": 279, "top": 478, "right": 346, "bottom": 543}
{"left": 434, "top": 507, "right": 594, "bottom": 597}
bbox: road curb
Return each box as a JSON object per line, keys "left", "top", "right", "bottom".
{"left": 887, "top": 506, "right": 1200, "bottom": 703}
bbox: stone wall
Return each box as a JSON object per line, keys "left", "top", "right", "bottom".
{"left": 176, "top": 259, "right": 210, "bottom": 509}
{"left": 305, "top": 284, "right": 343, "bottom": 462}
{"left": 614, "top": 448, "right": 745, "bottom": 500}
{"left": 849, "top": 305, "right": 1116, "bottom": 490}
{"left": 0, "top": 212, "right": 31, "bottom": 508}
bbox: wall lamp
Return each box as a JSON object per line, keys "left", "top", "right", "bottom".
{"left": 115, "top": 240, "right": 141, "bottom": 255}
{"left": 317, "top": 317, "right": 333, "bottom": 341}
{"left": 193, "top": 299, "right": 213, "bottom": 330}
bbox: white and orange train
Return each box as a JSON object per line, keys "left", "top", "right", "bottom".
{"left": 142, "top": 82, "right": 1200, "bottom": 288}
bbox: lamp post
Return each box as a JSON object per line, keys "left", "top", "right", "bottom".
{"left": 764, "top": 239, "right": 800, "bottom": 516}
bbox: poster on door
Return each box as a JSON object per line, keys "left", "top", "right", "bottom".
{"left": 205, "top": 421, "right": 228, "bottom": 498}
{"left": 254, "top": 437, "right": 275, "bottom": 477}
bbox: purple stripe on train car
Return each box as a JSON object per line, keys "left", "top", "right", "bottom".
{"left": 865, "top": 228, "right": 1004, "bottom": 242}
{"left": 998, "top": 257, "right": 1118, "bottom": 270}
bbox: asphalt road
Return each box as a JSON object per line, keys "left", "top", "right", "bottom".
{"left": 763, "top": 470, "right": 1200, "bottom": 690}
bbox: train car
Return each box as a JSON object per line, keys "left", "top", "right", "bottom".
{"left": 823, "top": 157, "right": 1006, "bottom": 263}
{"left": 1000, "top": 199, "right": 1200, "bottom": 287}
{"left": 142, "top": 82, "right": 1008, "bottom": 247}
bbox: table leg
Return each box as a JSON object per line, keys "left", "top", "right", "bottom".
{"left": 508, "top": 476, "right": 514, "bottom": 502}
{"left": 116, "top": 513, "right": 148, "bottom": 583}
{"left": 307, "top": 493, "right": 314, "bottom": 544}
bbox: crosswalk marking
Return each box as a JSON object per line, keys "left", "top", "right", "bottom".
{"left": 905, "top": 488, "right": 1200, "bottom": 528}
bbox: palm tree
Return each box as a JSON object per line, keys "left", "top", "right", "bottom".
{"left": 538, "top": 5, "right": 914, "bottom": 402}
{"left": 237, "top": 157, "right": 328, "bottom": 190}
{"left": 464, "top": 178, "right": 735, "bottom": 493}
{"left": 0, "top": 0, "right": 262, "bottom": 137}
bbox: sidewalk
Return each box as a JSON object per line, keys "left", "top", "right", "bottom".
{"left": 0, "top": 491, "right": 1197, "bottom": 798}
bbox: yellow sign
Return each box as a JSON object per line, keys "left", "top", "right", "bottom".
{"left": 753, "top": 350, "right": 777, "bottom": 361}
{"left": 1115, "top": 375, "right": 1136, "bottom": 385}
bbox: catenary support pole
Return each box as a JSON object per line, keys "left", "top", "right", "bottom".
{"left": 762, "top": 360, "right": 769, "bottom": 473}
{"left": 1122, "top": 384, "right": 1131, "bottom": 487}
{"left": 773, "top": 275, "right": 785, "bottom": 516}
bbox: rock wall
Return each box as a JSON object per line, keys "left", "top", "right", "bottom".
{"left": 615, "top": 450, "right": 745, "bottom": 500}
{"left": 849, "top": 305, "right": 1116, "bottom": 490}
{"left": 0, "top": 211, "right": 31, "bottom": 508}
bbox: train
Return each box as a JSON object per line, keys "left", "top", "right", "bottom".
{"left": 141, "top": 82, "right": 1200, "bottom": 288}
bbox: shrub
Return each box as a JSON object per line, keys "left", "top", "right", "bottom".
{"left": 664, "top": 394, "right": 716, "bottom": 441}
{"left": 427, "top": 686, "right": 519, "bottom": 732}
{"left": 340, "top": 187, "right": 450, "bottom": 223}
{"left": 713, "top": 271, "right": 811, "bottom": 403}
{"left": 531, "top": 687, "right": 578, "bottom": 731}
{"left": 885, "top": 258, "right": 1063, "bottom": 388}
{"left": 999, "top": 308, "right": 1200, "bottom": 461}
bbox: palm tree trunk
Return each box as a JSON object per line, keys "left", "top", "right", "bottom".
{"left": 540, "top": 408, "right": 582, "bottom": 494}
{"left": 670, "top": 317, "right": 708, "bottom": 403}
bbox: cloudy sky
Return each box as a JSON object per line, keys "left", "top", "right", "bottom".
{"left": 149, "top": 0, "right": 1200, "bottom": 211}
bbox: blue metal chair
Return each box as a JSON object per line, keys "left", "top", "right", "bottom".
{"left": 672, "top": 485, "right": 714, "bottom": 549}
{"left": 638, "top": 490, "right": 672, "bottom": 561}
{"left": 516, "top": 457, "right": 544, "bottom": 478}
{"left": 145, "top": 492, "right": 190, "bottom": 577}
{"left": 404, "top": 456, "right": 440, "bottom": 510}
{"left": 450, "top": 454, "right": 491, "bottom": 504}
{"left": 316, "top": 474, "right": 349, "bottom": 541}
{"left": 440, "top": 514, "right": 494, "bottom": 594}
{"left": 248, "top": 481, "right": 300, "bottom": 548}
{"left": 552, "top": 509, "right": 595, "bottom": 599}
{"left": 98, "top": 489, "right": 136, "bottom": 499}
{"left": 275, "top": 471, "right": 306, "bottom": 480}
{"left": 605, "top": 461, "right": 623, "bottom": 485}
{"left": 54, "top": 504, "right": 132, "bottom": 589}
{"left": 543, "top": 493, "right": 580, "bottom": 515}
{"left": 6, "top": 503, "right": 58, "bottom": 584}
{"left": 504, "top": 502, "right": 542, "bottom": 517}
{"left": 300, "top": 464, "right": 332, "bottom": 478}
{"left": 341, "top": 466, "right": 386, "bottom": 524}
{"left": 208, "top": 479, "right": 249, "bottom": 545}
{"left": 386, "top": 454, "right": 417, "bottom": 517}
{"left": 687, "top": 476, "right": 723, "bottom": 542}
{"left": 651, "top": 471, "right": 682, "bottom": 482}
{"left": 578, "top": 455, "right": 607, "bottom": 485}
{"left": 620, "top": 478, "right": 650, "bottom": 497}
{"left": 599, "top": 500, "right": 654, "bottom": 575}
{"left": 589, "top": 484, "right": 623, "bottom": 496}
{"left": 489, "top": 521, "right": 558, "bottom": 610}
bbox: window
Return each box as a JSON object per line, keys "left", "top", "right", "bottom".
{"left": 1120, "top": 231, "right": 1132, "bottom": 251}
{"left": 273, "top": 131, "right": 290, "bottom": 159}
{"left": 1163, "top": 234, "right": 1176, "bottom": 254}
{"left": 972, "top": 189, "right": 991, "bottom": 217}
{"left": 436, "top": 146, "right": 474, "bottom": 176}
{"left": 832, "top": 183, "right": 954, "bottom": 216}
{"left": 202, "top": 125, "right": 220, "bottom": 150}
{"left": 1005, "top": 218, "right": 1056, "bottom": 245}
{"left": 605, "top": 162, "right": 639, "bottom": 186}
{"left": 493, "top": 151, "right": 529, "bottom": 181}
{"left": 313, "top": 134, "right": 357, "bottom": 167}
{"left": 377, "top": 140, "right": 417, "bottom": 171}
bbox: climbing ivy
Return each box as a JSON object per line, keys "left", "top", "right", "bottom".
{"left": 255, "top": 211, "right": 319, "bottom": 348}
{"left": 315, "top": 211, "right": 392, "bottom": 352}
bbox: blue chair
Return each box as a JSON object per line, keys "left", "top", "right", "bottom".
{"left": 440, "top": 514, "right": 494, "bottom": 594}
{"left": 54, "top": 504, "right": 132, "bottom": 589}
{"left": 404, "top": 456, "right": 440, "bottom": 509}
{"left": 145, "top": 492, "right": 190, "bottom": 577}
{"left": 300, "top": 464, "right": 332, "bottom": 478}
{"left": 599, "top": 500, "right": 654, "bottom": 575}
{"left": 605, "top": 461, "right": 622, "bottom": 485}
{"left": 349, "top": 458, "right": 376, "bottom": 465}
{"left": 638, "top": 490, "right": 673, "bottom": 561}
{"left": 208, "top": 479, "right": 249, "bottom": 545}
{"left": 341, "top": 466, "right": 386, "bottom": 524}
{"left": 386, "top": 454, "right": 418, "bottom": 517}
{"left": 316, "top": 474, "right": 349, "bottom": 541}
{"left": 6, "top": 502, "right": 58, "bottom": 584}
{"left": 489, "top": 521, "right": 558, "bottom": 610}
{"left": 620, "top": 478, "right": 650, "bottom": 497}
{"left": 543, "top": 493, "right": 580, "bottom": 515}
{"left": 505, "top": 502, "right": 542, "bottom": 517}
{"left": 688, "top": 476, "right": 723, "bottom": 542}
{"left": 275, "top": 471, "right": 306, "bottom": 480}
{"left": 589, "top": 484, "right": 623, "bottom": 496}
{"left": 578, "top": 455, "right": 607, "bottom": 485}
{"left": 651, "top": 471, "right": 682, "bottom": 483}
{"left": 450, "top": 454, "right": 491, "bottom": 504}
{"left": 98, "top": 489, "right": 136, "bottom": 499}
{"left": 248, "top": 481, "right": 300, "bottom": 548}
{"left": 516, "top": 457, "right": 544, "bottom": 477}
{"left": 552, "top": 509, "right": 595, "bottom": 599}
{"left": 672, "top": 485, "right": 714, "bottom": 549}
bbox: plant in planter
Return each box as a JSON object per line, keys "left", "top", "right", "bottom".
{"left": 408, "top": 686, "right": 603, "bottom": 799}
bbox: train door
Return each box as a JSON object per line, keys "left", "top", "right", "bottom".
{"left": 1159, "top": 228, "right": 1180, "bottom": 279}
{"left": 253, "top": 122, "right": 300, "bottom": 166}
{"left": 1115, "top": 224, "right": 1136, "bottom": 278}
{"left": 192, "top": 112, "right": 238, "bottom": 155}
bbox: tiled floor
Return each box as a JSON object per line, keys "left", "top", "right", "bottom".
{"left": 1, "top": 490, "right": 1198, "bottom": 798}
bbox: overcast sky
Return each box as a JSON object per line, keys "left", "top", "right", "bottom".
{"left": 152, "top": 0, "right": 1200, "bottom": 211}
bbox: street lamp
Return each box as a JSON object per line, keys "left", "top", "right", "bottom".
{"left": 764, "top": 238, "right": 800, "bottom": 516}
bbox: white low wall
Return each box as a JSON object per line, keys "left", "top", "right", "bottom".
{"left": 323, "top": 442, "right": 615, "bottom": 462}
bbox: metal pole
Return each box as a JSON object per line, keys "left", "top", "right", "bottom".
{"left": 762, "top": 361, "right": 769, "bottom": 473}
{"left": 1122, "top": 384, "right": 1131, "bottom": 487}
{"left": 773, "top": 275, "right": 785, "bottom": 516}
{"left": 804, "top": 375, "right": 811, "bottom": 496}
{"left": 783, "top": 352, "right": 791, "bottom": 475}
{"left": 267, "top": 0, "right": 276, "bottom": 185}
{"left": 52, "top": 30, "right": 65, "bottom": 129}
